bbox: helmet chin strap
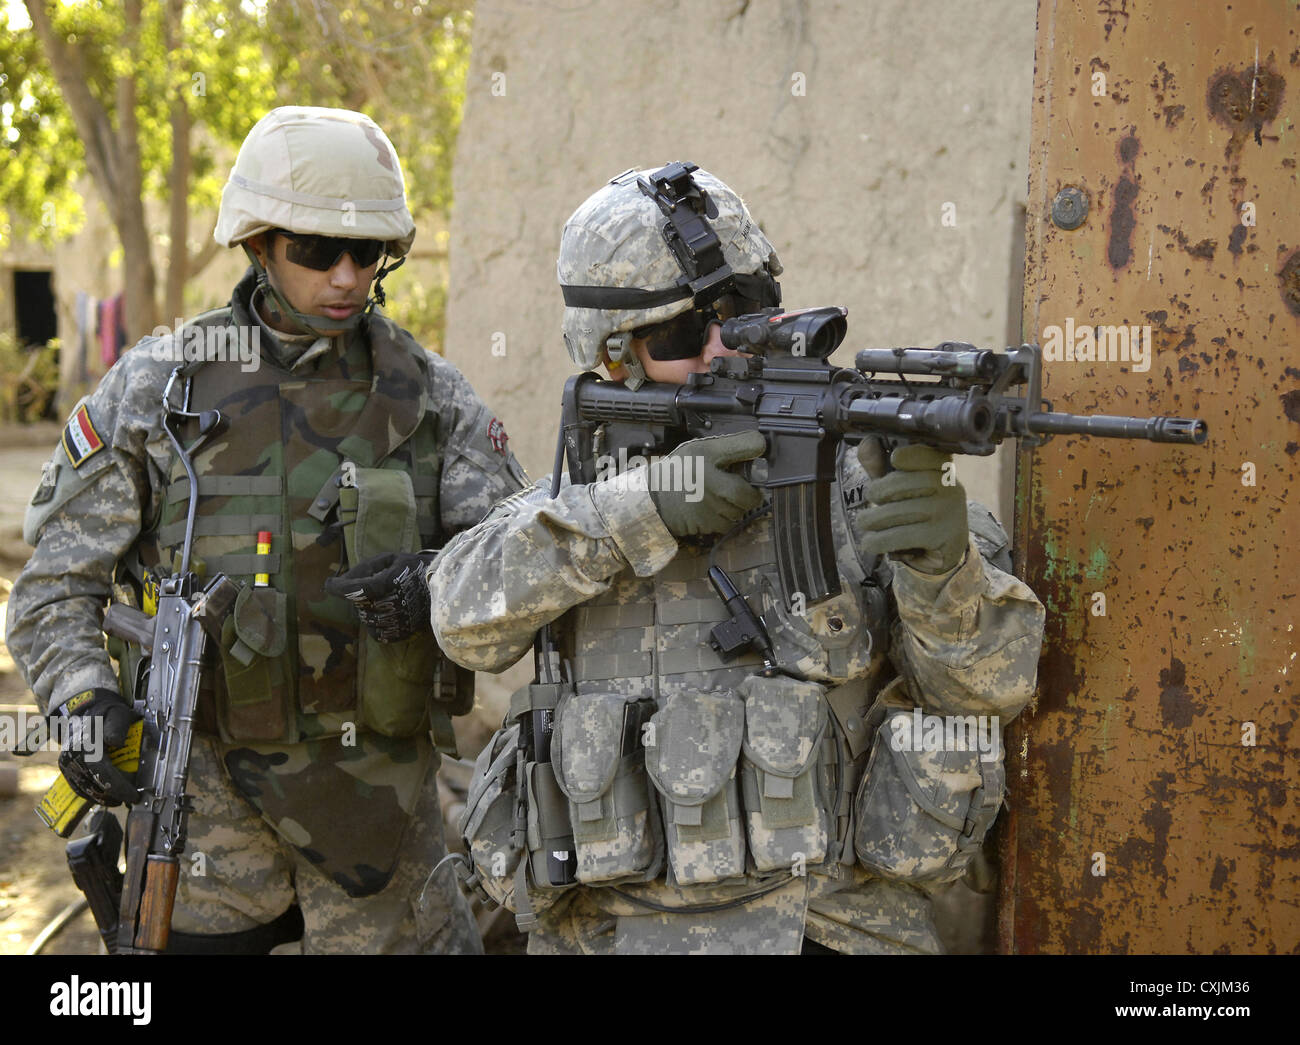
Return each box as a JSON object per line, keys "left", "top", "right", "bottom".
{"left": 241, "top": 243, "right": 374, "bottom": 339}
{"left": 370, "top": 253, "right": 404, "bottom": 308}
{"left": 602, "top": 333, "right": 648, "bottom": 390}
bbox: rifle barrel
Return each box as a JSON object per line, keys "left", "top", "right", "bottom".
{"left": 1025, "top": 412, "right": 1208, "bottom": 444}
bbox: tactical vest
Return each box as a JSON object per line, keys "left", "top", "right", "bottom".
{"left": 575, "top": 508, "right": 888, "bottom": 868}
{"left": 486, "top": 478, "right": 896, "bottom": 928}
{"left": 130, "top": 308, "right": 449, "bottom": 745}
{"left": 458, "top": 456, "right": 1013, "bottom": 949}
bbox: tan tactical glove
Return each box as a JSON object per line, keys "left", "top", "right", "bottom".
{"left": 855, "top": 439, "right": 969, "bottom": 574}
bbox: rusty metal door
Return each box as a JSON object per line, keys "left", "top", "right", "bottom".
{"left": 1000, "top": 0, "right": 1298, "bottom": 953}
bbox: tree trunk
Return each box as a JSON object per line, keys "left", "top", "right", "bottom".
{"left": 23, "top": 1, "right": 120, "bottom": 213}
{"left": 117, "top": 0, "right": 158, "bottom": 341}
{"left": 164, "top": 0, "right": 190, "bottom": 325}
{"left": 25, "top": 0, "right": 159, "bottom": 344}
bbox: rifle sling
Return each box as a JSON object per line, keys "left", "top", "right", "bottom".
{"left": 164, "top": 903, "right": 304, "bottom": 954}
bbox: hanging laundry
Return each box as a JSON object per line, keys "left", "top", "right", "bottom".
{"left": 98, "top": 293, "right": 125, "bottom": 367}
{"left": 74, "top": 290, "right": 94, "bottom": 384}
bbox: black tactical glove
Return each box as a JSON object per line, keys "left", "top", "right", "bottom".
{"left": 648, "top": 431, "right": 766, "bottom": 538}
{"left": 856, "top": 439, "right": 969, "bottom": 574}
{"left": 323, "top": 551, "right": 434, "bottom": 643}
{"left": 57, "top": 688, "right": 141, "bottom": 807}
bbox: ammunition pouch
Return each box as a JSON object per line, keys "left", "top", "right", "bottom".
{"left": 338, "top": 465, "right": 419, "bottom": 567}
{"left": 216, "top": 584, "right": 291, "bottom": 742}
{"left": 515, "top": 679, "right": 577, "bottom": 898}
{"left": 644, "top": 691, "right": 746, "bottom": 887}
{"left": 459, "top": 676, "right": 582, "bottom": 928}
{"left": 738, "top": 675, "right": 831, "bottom": 873}
{"left": 340, "top": 463, "right": 445, "bottom": 741}
{"left": 552, "top": 690, "right": 662, "bottom": 885}
{"left": 457, "top": 722, "right": 530, "bottom": 911}
{"left": 853, "top": 708, "right": 1005, "bottom": 884}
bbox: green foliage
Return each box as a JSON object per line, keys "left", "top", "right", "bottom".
{"left": 0, "top": 0, "right": 271, "bottom": 245}
{"left": 0, "top": 0, "right": 473, "bottom": 244}
{"left": 260, "top": 3, "right": 472, "bottom": 218}
{"left": 0, "top": 11, "right": 87, "bottom": 244}
{"left": 150, "top": 2, "right": 281, "bottom": 211}
{"left": 380, "top": 272, "right": 449, "bottom": 355}
{"left": 1, "top": 1, "right": 474, "bottom": 379}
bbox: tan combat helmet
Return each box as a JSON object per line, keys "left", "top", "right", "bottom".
{"left": 557, "top": 162, "right": 783, "bottom": 387}
{"left": 215, "top": 106, "right": 415, "bottom": 335}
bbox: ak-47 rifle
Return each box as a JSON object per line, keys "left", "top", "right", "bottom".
{"left": 560, "top": 305, "right": 1208, "bottom": 608}
{"left": 46, "top": 367, "right": 237, "bottom": 953}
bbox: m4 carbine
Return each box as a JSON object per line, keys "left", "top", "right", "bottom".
{"left": 560, "top": 306, "right": 1208, "bottom": 608}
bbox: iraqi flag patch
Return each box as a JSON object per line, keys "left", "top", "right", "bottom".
{"left": 61, "top": 404, "right": 105, "bottom": 469}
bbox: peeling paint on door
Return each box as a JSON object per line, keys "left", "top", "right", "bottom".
{"left": 1000, "top": 0, "right": 1298, "bottom": 954}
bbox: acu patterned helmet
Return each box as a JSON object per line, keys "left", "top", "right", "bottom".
{"left": 557, "top": 163, "right": 783, "bottom": 375}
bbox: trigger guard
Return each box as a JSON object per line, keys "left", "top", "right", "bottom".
{"left": 740, "top": 457, "right": 769, "bottom": 485}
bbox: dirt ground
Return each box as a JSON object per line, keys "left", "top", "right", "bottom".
{"left": 0, "top": 422, "right": 106, "bottom": 954}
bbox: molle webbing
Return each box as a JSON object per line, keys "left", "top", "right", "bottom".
{"left": 166, "top": 476, "right": 285, "bottom": 500}
{"left": 145, "top": 309, "right": 440, "bottom": 739}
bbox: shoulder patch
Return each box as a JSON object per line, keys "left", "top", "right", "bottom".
{"left": 29, "top": 461, "right": 60, "bottom": 505}
{"left": 487, "top": 417, "right": 509, "bottom": 455}
{"left": 61, "top": 404, "right": 105, "bottom": 469}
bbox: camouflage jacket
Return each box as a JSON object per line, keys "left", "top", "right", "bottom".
{"left": 429, "top": 445, "right": 1046, "bottom": 952}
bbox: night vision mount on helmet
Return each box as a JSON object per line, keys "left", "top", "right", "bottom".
{"left": 557, "top": 162, "right": 783, "bottom": 386}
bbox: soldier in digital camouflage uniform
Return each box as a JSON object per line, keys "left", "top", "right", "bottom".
{"left": 6, "top": 107, "right": 528, "bottom": 953}
{"left": 426, "top": 164, "right": 1047, "bottom": 954}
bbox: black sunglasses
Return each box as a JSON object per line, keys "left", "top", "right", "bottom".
{"left": 272, "top": 230, "right": 387, "bottom": 271}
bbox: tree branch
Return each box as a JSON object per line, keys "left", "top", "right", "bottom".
{"left": 187, "top": 223, "right": 222, "bottom": 279}
{"left": 23, "top": 0, "right": 120, "bottom": 215}
{"left": 114, "top": 0, "right": 158, "bottom": 337}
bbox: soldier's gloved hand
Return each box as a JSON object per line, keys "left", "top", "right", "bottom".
{"left": 855, "top": 439, "right": 969, "bottom": 574}
{"left": 648, "top": 431, "right": 766, "bottom": 538}
{"left": 323, "top": 551, "right": 434, "bottom": 643}
{"left": 57, "top": 688, "right": 141, "bottom": 806}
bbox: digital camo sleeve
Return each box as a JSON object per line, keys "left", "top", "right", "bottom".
{"left": 837, "top": 445, "right": 1046, "bottom": 720}
{"left": 425, "top": 356, "right": 531, "bottom": 536}
{"left": 428, "top": 468, "right": 678, "bottom": 673}
{"left": 6, "top": 352, "right": 164, "bottom": 714}
{"left": 887, "top": 534, "right": 1046, "bottom": 720}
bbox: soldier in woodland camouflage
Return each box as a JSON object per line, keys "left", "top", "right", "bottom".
{"left": 7, "top": 107, "right": 528, "bottom": 953}
{"left": 429, "top": 165, "right": 1047, "bottom": 953}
